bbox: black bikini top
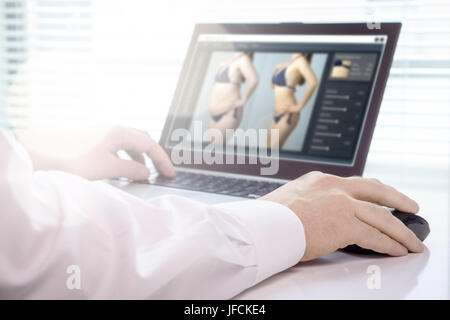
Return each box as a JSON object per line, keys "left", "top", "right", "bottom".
{"left": 272, "top": 67, "right": 296, "bottom": 91}
{"left": 271, "top": 58, "right": 303, "bottom": 91}
{"left": 215, "top": 54, "right": 245, "bottom": 86}
{"left": 333, "top": 59, "right": 351, "bottom": 69}
{"left": 215, "top": 66, "right": 234, "bottom": 83}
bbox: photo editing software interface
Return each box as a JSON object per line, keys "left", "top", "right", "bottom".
{"left": 165, "top": 33, "right": 387, "bottom": 166}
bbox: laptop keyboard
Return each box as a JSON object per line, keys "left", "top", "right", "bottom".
{"left": 152, "top": 171, "right": 284, "bottom": 199}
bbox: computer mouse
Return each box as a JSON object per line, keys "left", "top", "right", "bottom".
{"left": 342, "top": 209, "right": 430, "bottom": 255}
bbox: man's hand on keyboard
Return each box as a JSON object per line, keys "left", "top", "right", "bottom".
{"left": 259, "top": 171, "right": 424, "bottom": 261}
{"left": 16, "top": 126, "right": 175, "bottom": 181}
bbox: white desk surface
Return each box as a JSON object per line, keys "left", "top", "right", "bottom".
{"left": 118, "top": 161, "right": 449, "bottom": 299}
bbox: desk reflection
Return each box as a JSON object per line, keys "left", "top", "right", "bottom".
{"left": 237, "top": 247, "right": 430, "bottom": 299}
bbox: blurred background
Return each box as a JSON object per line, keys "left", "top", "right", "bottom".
{"left": 0, "top": 0, "right": 449, "bottom": 189}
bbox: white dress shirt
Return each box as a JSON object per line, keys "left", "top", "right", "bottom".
{"left": 0, "top": 130, "right": 305, "bottom": 299}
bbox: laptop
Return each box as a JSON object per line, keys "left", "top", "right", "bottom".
{"left": 120, "top": 23, "right": 400, "bottom": 204}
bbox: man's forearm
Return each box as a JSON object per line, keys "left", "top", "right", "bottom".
{"left": 14, "top": 129, "right": 86, "bottom": 171}
{"left": 1, "top": 129, "right": 307, "bottom": 299}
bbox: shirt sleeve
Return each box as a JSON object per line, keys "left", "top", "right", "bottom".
{"left": 0, "top": 130, "right": 305, "bottom": 299}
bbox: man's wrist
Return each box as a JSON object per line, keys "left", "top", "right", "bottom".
{"left": 214, "top": 199, "right": 306, "bottom": 284}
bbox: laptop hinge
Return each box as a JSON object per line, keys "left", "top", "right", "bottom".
{"left": 173, "top": 167, "right": 290, "bottom": 184}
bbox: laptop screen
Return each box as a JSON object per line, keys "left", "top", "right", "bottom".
{"left": 163, "top": 33, "right": 387, "bottom": 167}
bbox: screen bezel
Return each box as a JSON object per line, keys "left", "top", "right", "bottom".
{"left": 159, "top": 23, "right": 401, "bottom": 180}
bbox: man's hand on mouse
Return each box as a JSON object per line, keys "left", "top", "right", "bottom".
{"left": 260, "top": 171, "right": 425, "bottom": 261}
{"left": 16, "top": 126, "right": 175, "bottom": 181}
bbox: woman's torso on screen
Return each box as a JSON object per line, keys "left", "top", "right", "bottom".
{"left": 210, "top": 55, "right": 244, "bottom": 114}
{"left": 272, "top": 58, "right": 305, "bottom": 115}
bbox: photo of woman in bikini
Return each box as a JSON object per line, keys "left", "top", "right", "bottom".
{"left": 267, "top": 53, "right": 318, "bottom": 149}
{"left": 208, "top": 52, "right": 259, "bottom": 143}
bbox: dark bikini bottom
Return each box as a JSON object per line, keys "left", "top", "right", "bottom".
{"left": 273, "top": 112, "right": 293, "bottom": 125}
{"left": 211, "top": 108, "right": 238, "bottom": 122}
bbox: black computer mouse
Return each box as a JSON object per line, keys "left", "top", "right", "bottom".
{"left": 342, "top": 209, "right": 430, "bottom": 255}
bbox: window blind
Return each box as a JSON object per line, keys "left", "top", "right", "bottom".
{"left": 1, "top": 0, "right": 449, "bottom": 179}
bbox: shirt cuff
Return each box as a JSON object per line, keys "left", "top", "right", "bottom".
{"left": 214, "top": 199, "right": 306, "bottom": 284}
